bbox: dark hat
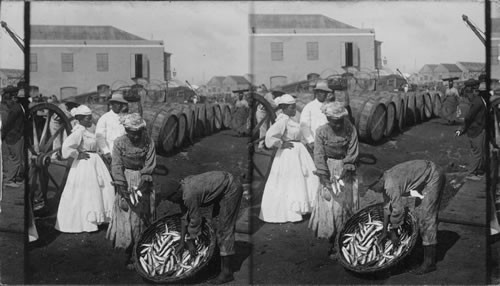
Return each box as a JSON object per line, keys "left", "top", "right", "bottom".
{"left": 1, "top": 85, "right": 19, "bottom": 96}
{"left": 464, "top": 79, "right": 480, "bottom": 87}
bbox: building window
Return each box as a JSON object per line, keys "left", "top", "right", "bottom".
{"left": 271, "top": 42, "right": 283, "bottom": 61}
{"left": 61, "top": 53, "right": 74, "bottom": 72}
{"left": 306, "top": 42, "right": 319, "bottom": 60}
{"left": 130, "top": 54, "right": 149, "bottom": 79}
{"left": 341, "top": 42, "right": 359, "bottom": 68}
{"left": 97, "top": 53, "right": 108, "bottom": 72}
{"left": 30, "top": 53, "right": 37, "bottom": 72}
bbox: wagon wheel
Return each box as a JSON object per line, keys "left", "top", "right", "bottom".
{"left": 28, "top": 103, "right": 73, "bottom": 207}
{"left": 248, "top": 92, "right": 278, "bottom": 186}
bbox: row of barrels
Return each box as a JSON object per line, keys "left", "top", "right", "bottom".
{"left": 90, "top": 102, "right": 233, "bottom": 155}
{"left": 348, "top": 90, "right": 443, "bottom": 143}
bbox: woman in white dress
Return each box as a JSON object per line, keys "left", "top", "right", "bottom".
{"left": 259, "top": 94, "right": 320, "bottom": 223}
{"left": 55, "top": 105, "right": 115, "bottom": 233}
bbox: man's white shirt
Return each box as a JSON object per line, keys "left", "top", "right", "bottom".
{"left": 299, "top": 99, "right": 328, "bottom": 144}
{"left": 95, "top": 110, "right": 126, "bottom": 155}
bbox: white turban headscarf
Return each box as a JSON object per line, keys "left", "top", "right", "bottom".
{"left": 120, "top": 113, "right": 147, "bottom": 131}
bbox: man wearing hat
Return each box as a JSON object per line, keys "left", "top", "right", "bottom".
{"left": 300, "top": 81, "right": 332, "bottom": 153}
{"left": 2, "top": 85, "right": 26, "bottom": 188}
{"left": 368, "top": 160, "right": 445, "bottom": 275}
{"left": 96, "top": 91, "right": 128, "bottom": 166}
{"left": 455, "top": 79, "right": 488, "bottom": 180}
{"left": 161, "top": 171, "right": 243, "bottom": 284}
{"left": 256, "top": 86, "right": 284, "bottom": 149}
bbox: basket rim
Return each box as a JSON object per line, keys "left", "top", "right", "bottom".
{"left": 337, "top": 203, "right": 419, "bottom": 274}
{"left": 133, "top": 214, "right": 217, "bottom": 283}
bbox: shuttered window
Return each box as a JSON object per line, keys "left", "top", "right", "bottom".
{"left": 97, "top": 53, "right": 109, "bottom": 72}
{"left": 306, "top": 42, "right": 319, "bottom": 60}
{"left": 61, "top": 53, "right": 74, "bottom": 72}
{"left": 271, "top": 42, "right": 283, "bottom": 61}
{"left": 341, "top": 42, "right": 360, "bottom": 68}
{"left": 30, "top": 53, "right": 37, "bottom": 72}
{"left": 130, "top": 54, "right": 149, "bottom": 79}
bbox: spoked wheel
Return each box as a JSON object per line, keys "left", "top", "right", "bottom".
{"left": 248, "top": 92, "right": 278, "bottom": 184}
{"left": 28, "top": 103, "right": 73, "bottom": 205}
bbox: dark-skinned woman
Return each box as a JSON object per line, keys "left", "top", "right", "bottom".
{"left": 55, "top": 105, "right": 115, "bottom": 233}
{"left": 106, "top": 113, "right": 156, "bottom": 269}
{"left": 259, "top": 94, "right": 319, "bottom": 223}
{"left": 309, "top": 101, "right": 359, "bottom": 260}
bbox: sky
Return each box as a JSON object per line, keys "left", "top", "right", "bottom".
{"left": 0, "top": 1, "right": 24, "bottom": 71}
{"left": 0, "top": 1, "right": 486, "bottom": 85}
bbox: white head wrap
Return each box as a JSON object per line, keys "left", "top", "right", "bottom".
{"left": 70, "top": 105, "right": 92, "bottom": 117}
{"left": 321, "top": 101, "right": 348, "bottom": 119}
{"left": 274, "top": 94, "right": 296, "bottom": 105}
{"left": 120, "top": 113, "right": 147, "bottom": 131}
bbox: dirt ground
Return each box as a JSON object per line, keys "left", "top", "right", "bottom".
{"left": 0, "top": 179, "right": 26, "bottom": 284}
{"left": 28, "top": 129, "right": 252, "bottom": 284}
{"left": 250, "top": 117, "right": 487, "bottom": 284}
{"left": 24, "top": 114, "right": 489, "bottom": 284}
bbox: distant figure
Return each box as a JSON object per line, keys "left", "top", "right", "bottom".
{"left": 455, "top": 81, "right": 487, "bottom": 181}
{"left": 230, "top": 91, "right": 250, "bottom": 136}
{"left": 440, "top": 80, "right": 460, "bottom": 124}
{"left": 2, "top": 86, "right": 26, "bottom": 188}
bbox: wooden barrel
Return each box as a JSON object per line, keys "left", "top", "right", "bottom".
{"left": 142, "top": 105, "right": 174, "bottom": 154}
{"left": 205, "top": 104, "right": 215, "bottom": 135}
{"left": 394, "top": 93, "right": 406, "bottom": 131}
{"left": 349, "top": 96, "right": 387, "bottom": 143}
{"left": 142, "top": 105, "right": 167, "bottom": 153}
{"left": 371, "top": 93, "right": 396, "bottom": 137}
{"left": 423, "top": 92, "right": 433, "bottom": 119}
{"left": 414, "top": 92, "right": 425, "bottom": 123}
{"left": 159, "top": 111, "right": 179, "bottom": 154}
{"left": 181, "top": 104, "right": 196, "bottom": 144}
{"left": 213, "top": 104, "right": 223, "bottom": 131}
{"left": 405, "top": 92, "right": 417, "bottom": 126}
{"left": 195, "top": 104, "right": 207, "bottom": 138}
{"left": 221, "top": 103, "right": 232, "bottom": 129}
{"left": 433, "top": 91, "right": 442, "bottom": 117}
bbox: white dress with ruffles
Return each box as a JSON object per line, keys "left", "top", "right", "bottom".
{"left": 259, "top": 113, "right": 320, "bottom": 223}
{"left": 55, "top": 124, "right": 115, "bottom": 233}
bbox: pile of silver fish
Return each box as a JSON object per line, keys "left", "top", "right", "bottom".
{"left": 138, "top": 224, "right": 210, "bottom": 277}
{"left": 341, "top": 214, "right": 411, "bottom": 267}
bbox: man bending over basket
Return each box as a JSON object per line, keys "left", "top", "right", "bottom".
{"left": 162, "top": 171, "right": 243, "bottom": 284}
{"left": 367, "top": 160, "right": 445, "bottom": 275}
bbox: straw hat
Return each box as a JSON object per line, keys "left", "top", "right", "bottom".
{"left": 109, "top": 91, "right": 128, "bottom": 104}
{"left": 314, "top": 81, "right": 332, "bottom": 93}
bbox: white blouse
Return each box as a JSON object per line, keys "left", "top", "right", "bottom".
{"left": 265, "top": 113, "right": 301, "bottom": 148}
{"left": 62, "top": 124, "right": 98, "bottom": 159}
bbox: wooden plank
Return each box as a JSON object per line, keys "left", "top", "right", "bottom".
{"left": 439, "top": 179, "right": 486, "bottom": 227}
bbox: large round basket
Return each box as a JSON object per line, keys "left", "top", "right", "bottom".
{"left": 133, "top": 214, "right": 217, "bottom": 283}
{"left": 337, "top": 203, "right": 418, "bottom": 274}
